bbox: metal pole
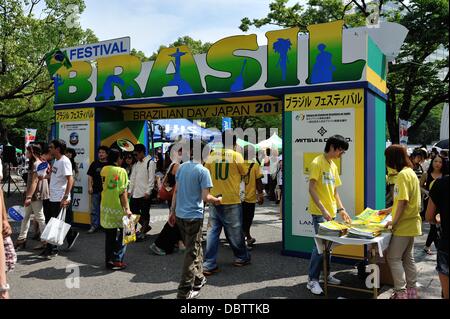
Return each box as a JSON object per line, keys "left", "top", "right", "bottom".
{"left": 149, "top": 120, "right": 155, "bottom": 158}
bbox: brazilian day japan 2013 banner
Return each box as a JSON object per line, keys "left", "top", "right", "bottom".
{"left": 45, "top": 20, "right": 389, "bottom": 106}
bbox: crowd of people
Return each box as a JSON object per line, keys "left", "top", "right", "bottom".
{"left": 0, "top": 133, "right": 448, "bottom": 300}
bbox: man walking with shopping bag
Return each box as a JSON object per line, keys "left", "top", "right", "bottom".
{"left": 40, "top": 139, "right": 76, "bottom": 258}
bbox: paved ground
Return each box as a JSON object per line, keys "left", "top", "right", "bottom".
{"left": 2, "top": 178, "right": 443, "bottom": 300}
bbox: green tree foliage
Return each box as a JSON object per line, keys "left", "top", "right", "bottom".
{"left": 130, "top": 48, "right": 151, "bottom": 62}
{"left": 0, "top": 0, "right": 98, "bottom": 144}
{"left": 149, "top": 36, "right": 212, "bottom": 60}
{"left": 385, "top": 0, "right": 448, "bottom": 143}
{"left": 240, "top": 0, "right": 449, "bottom": 143}
{"left": 407, "top": 103, "right": 444, "bottom": 145}
{"left": 240, "top": 0, "right": 366, "bottom": 32}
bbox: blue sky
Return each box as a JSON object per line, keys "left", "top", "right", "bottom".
{"left": 77, "top": 0, "right": 287, "bottom": 56}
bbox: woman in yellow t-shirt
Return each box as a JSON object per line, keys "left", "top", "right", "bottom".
{"left": 379, "top": 145, "right": 422, "bottom": 299}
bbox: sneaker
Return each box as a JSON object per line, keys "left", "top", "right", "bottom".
{"left": 33, "top": 242, "right": 47, "bottom": 250}
{"left": 105, "top": 261, "right": 114, "bottom": 269}
{"left": 203, "top": 267, "right": 220, "bottom": 276}
{"left": 320, "top": 275, "right": 341, "bottom": 285}
{"left": 193, "top": 277, "right": 207, "bottom": 290}
{"left": 40, "top": 251, "right": 58, "bottom": 259}
{"left": 186, "top": 290, "right": 200, "bottom": 299}
{"left": 307, "top": 280, "right": 324, "bottom": 295}
{"left": 48, "top": 251, "right": 59, "bottom": 258}
{"left": 149, "top": 243, "right": 166, "bottom": 256}
{"left": 66, "top": 231, "right": 80, "bottom": 250}
{"left": 140, "top": 224, "right": 152, "bottom": 235}
{"left": 233, "top": 260, "right": 251, "bottom": 267}
{"left": 246, "top": 238, "right": 256, "bottom": 246}
{"left": 407, "top": 287, "right": 418, "bottom": 299}
{"left": 111, "top": 262, "right": 127, "bottom": 270}
{"left": 136, "top": 232, "right": 147, "bottom": 242}
{"left": 390, "top": 291, "right": 408, "bottom": 299}
{"left": 87, "top": 227, "right": 97, "bottom": 234}
{"left": 177, "top": 290, "right": 200, "bottom": 299}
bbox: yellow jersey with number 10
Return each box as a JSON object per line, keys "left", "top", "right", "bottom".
{"left": 205, "top": 149, "right": 247, "bottom": 205}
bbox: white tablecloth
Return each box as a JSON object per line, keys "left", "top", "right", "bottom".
{"left": 314, "top": 232, "right": 392, "bottom": 257}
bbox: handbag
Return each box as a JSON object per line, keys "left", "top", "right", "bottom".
{"left": 158, "top": 185, "right": 174, "bottom": 201}
{"left": 158, "top": 164, "right": 175, "bottom": 201}
{"left": 40, "top": 207, "right": 71, "bottom": 246}
{"left": 3, "top": 236, "right": 17, "bottom": 272}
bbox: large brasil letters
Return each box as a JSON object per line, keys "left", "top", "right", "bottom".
{"left": 53, "top": 21, "right": 367, "bottom": 104}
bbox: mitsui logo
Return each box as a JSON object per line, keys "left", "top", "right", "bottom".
{"left": 294, "top": 137, "right": 352, "bottom": 143}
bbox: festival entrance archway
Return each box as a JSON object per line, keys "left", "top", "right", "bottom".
{"left": 49, "top": 20, "right": 407, "bottom": 260}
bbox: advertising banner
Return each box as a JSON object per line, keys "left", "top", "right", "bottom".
{"left": 285, "top": 89, "right": 363, "bottom": 237}
{"left": 57, "top": 108, "right": 95, "bottom": 224}
{"left": 25, "top": 128, "right": 37, "bottom": 147}
{"left": 399, "top": 118, "right": 411, "bottom": 146}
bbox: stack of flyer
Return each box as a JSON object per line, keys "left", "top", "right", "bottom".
{"left": 318, "top": 220, "right": 350, "bottom": 237}
{"left": 347, "top": 224, "right": 385, "bottom": 239}
{"left": 346, "top": 208, "right": 391, "bottom": 239}
{"left": 355, "top": 208, "right": 390, "bottom": 224}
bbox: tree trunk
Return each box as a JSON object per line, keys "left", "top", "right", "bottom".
{"left": 0, "top": 121, "right": 8, "bottom": 144}
{"left": 386, "top": 90, "right": 399, "bottom": 143}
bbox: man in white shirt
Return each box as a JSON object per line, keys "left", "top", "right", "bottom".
{"left": 41, "top": 139, "right": 76, "bottom": 258}
{"left": 129, "top": 144, "right": 156, "bottom": 240}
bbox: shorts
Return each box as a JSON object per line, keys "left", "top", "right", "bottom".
{"left": 436, "top": 250, "right": 449, "bottom": 276}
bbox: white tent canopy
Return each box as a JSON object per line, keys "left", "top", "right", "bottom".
{"left": 258, "top": 133, "right": 282, "bottom": 150}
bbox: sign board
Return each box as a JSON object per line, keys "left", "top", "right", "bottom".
{"left": 123, "top": 100, "right": 281, "bottom": 121}
{"left": 57, "top": 108, "right": 95, "bottom": 224}
{"left": 62, "top": 37, "right": 130, "bottom": 62}
{"left": 285, "top": 89, "right": 364, "bottom": 237}
{"left": 222, "top": 117, "right": 232, "bottom": 132}
{"left": 47, "top": 20, "right": 404, "bottom": 106}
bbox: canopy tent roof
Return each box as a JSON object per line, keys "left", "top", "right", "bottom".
{"left": 257, "top": 133, "right": 282, "bottom": 150}
{"left": 150, "top": 119, "right": 221, "bottom": 142}
{"left": 236, "top": 138, "right": 260, "bottom": 150}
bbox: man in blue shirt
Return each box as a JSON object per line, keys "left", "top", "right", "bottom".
{"left": 169, "top": 139, "right": 221, "bottom": 299}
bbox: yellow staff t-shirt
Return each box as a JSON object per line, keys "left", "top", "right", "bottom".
{"left": 392, "top": 167, "right": 422, "bottom": 236}
{"left": 243, "top": 161, "right": 264, "bottom": 204}
{"left": 205, "top": 149, "right": 247, "bottom": 205}
{"left": 308, "top": 154, "right": 341, "bottom": 218}
{"left": 386, "top": 167, "right": 398, "bottom": 185}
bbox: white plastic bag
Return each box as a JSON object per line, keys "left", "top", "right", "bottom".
{"left": 41, "top": 207, "right": 71, "bottom": 246}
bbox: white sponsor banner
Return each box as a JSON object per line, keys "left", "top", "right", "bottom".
{"left": 25, "top": 128, "right": 37, "bottom": 147}
{"left": 291, "top": 108, "right": 356, "bottom": 237}
{"left": 58, "top": 121, "right": 91, "bottom": 214}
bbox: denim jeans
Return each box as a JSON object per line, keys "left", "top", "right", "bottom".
{"left": 203, "top": 204, "right": 250, "bottom": 270}
{"left": 104, "top": 228, "right": 127, "bottom": 264}
{"left": 91, "top": 193, "right": 101, "bottom": 229}
{"left": 308, "top": 215, "right": 331, "bottom": 281}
